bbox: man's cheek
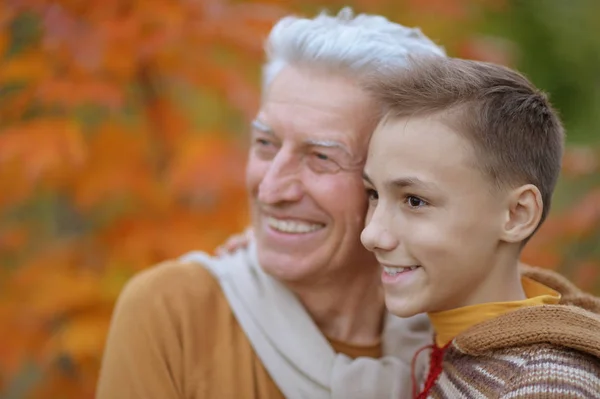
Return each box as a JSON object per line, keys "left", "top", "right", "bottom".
{"left": 245, "top": 159, "right": 267, "bottom": 191}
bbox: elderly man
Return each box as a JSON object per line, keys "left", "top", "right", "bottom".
{"left": 96, "top": 8, "right": 445, "bottom": 399}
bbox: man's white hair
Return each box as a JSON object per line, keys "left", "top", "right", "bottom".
{"left": 262, "top": 7, "right": 446, "bottom": 91}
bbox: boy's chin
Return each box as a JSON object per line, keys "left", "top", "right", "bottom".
{"left": 384, "top": 298, "right": 424, "bottom": 319}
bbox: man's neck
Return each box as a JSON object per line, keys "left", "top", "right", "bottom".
{"left": 289, "top": 268, "right": 386, "bottom": 346}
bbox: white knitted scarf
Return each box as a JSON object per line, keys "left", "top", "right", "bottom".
{"left": 180, "top": 243, "right": 431, "bottom": 399}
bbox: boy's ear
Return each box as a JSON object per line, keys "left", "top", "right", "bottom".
{"left": 500, "top": 184, "right": 543, "bottom": 243}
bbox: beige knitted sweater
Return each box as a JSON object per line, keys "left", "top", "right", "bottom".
{"left": 416, "top": 265, "right": 600, "bottom": 398}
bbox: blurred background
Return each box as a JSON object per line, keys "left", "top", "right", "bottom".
{"left": 0, "top": 0, "right": 599, "bottom": 397}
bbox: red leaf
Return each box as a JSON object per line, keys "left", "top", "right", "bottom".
{"left": 563, "top": 189, "right": 600, "bottom": 238}
{"left": 457, "top": 35, "right": 516, "bottom": 66}
{"left": 407, "top": 0, "right": 468, "bottom": 20}
{"left": 561, "top": 146, "right": 599, "bottom": 178}
{"left": 571, "top": 260, "right": 600, "bottom": 293}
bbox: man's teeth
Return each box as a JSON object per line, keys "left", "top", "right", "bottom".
{"left": 383, "top": 265, "right": 419, "bottom": 276}
{"left": 267, "top": 217, "right": 324, "bottom": 234}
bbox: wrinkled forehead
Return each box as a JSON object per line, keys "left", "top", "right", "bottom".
{"left": 254, "top": 108, "right": 375, "bottom": 163}
{"left": 258, "top": 66, "right": 379, "bottom": 156}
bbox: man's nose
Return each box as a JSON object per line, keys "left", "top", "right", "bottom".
{"left": 257, "top": 151, "right": 304, "bottom": 204}
{"left": 361, "top": 207, "right": 399, "bottom": 253}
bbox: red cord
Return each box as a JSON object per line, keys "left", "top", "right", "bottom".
{"left": 411, "top": 341, "right": 451, "bottom": 399}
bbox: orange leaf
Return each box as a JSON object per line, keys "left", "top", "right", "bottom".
{"left": 166, "top": 135, "right": 247, "bottom": 199}
{"left": 143, "top": 97, "right": 190, "bottom": 149}
{"left": 26, "top": 361, "right": 97, "bottom": 399}
{"left": 96, "top": 14, "right": 142, "bottom": 79}
{"left": 8, "top": 239, "right": 103, "bottom": 299}
{"left": 0, "top": 225, "right": 29, "bottom": 253}
{"left": 0, "top": 302, "right": 49, "bottom": 379}
{"left": 101, "top": 206, "right": 248, "bottom": 269}
{"left": 157, "top": 206, "right": 248, "bottom": 258}
{"left": 37, "top": 77, "right": 124, "bottom": 109}
{"left": 0, "top": 51, "right": 51, "bottom": 83}
{"left": 13, "top": 270, "right": 106, "bottom": 322}
{"left": 0, "top": 159, "right": 36, "bottom": 210}
{"left": 72, "top": 164, "right": 164, "bottom": 212}
{"left": 100, "top": 216, "right": 168, "bottom": 269}
{"left": 220, "top": 66, "right": 260, "bottom": 121}
{"left": 0, "top": 31, "right": 8, "bottom": 58}
{"left": 182, "top": 60, "right": 260, "bottom": 121}
{"left": 0, "top": 86, "right": 35, "bottom": 122}
{"left": 0, "top": 119, "right": 86, "bottom": 196}
{"left": 46, "top": 307, "right": 112, "bottom": 364}
{"left": 70, "top": 123, "right": 166, "bottom": 211}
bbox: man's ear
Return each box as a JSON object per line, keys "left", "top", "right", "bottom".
{"left": 500, "top": 184, "right": 543, "bottom": 243}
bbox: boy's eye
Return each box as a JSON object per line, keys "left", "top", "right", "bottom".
{"left": 406, "top": 195, "right": 427, "bottom": 208}
{"left": 366, "top": 189, "right": 379, "bottom": 201}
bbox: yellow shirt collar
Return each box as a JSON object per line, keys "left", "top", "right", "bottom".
{"left": 428, "top": 277, "right": 561, "bottom": 347}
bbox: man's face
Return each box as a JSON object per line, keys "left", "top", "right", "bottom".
{"left": 246, "top": 66, "right": 379, "bottom": 285}
{"left": 361, "top": 114, "right": 508, "bottom": 317}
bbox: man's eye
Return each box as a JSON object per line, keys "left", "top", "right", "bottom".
{"left": 252, "top": 137, "right": 278, "bottom": 160}
{"left": 406, "top": 195, "right": 427, "bottom": 208}
{"left": 256, "top": 138, "right": 271, "bottom": 146}
{"left": 313, "top": 152, "right": 329, "bottom": 161}
{"left": 366, "top": 189, "right": 379, "bottom": 201}
{"left": 307, "top": 152, "right": 340, "bottom": 174}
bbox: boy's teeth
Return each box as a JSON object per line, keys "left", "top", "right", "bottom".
{"left": 383, "top": 265, "right": 419, "bottom": 276}
{"left": 267, "top": 217, "right": 324, "bottom": 234}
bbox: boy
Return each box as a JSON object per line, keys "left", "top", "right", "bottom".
{"left": 361, "top": 56, "right": 600, "bottom": 398}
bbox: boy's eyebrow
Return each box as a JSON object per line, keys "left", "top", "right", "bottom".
{"left": 390, "top": 177, "right": 438, "bottom": 191}
{"left": 361, "top": 173, "right": 438, "bottom": 191}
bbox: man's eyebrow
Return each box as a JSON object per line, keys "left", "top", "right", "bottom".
{"left": 305, "top": 138, "right": 351, "bottom": 156}
{"left": 362, "top": 171, "right": 373, "bottom": 185}
{"left": 251, "top": 120, "right": 352, "bottom": 156}
{"left": 251, "top": 119, "right": 275, "bottom": 135}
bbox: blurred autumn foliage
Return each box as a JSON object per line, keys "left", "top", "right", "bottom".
{"left": 0, "top": 0, "right": 599, "bottom": 398}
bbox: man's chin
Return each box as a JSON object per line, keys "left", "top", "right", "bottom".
{"left": 256, "top": 249, "right": 315, "bottom": 282}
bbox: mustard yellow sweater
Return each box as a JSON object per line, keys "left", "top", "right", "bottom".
{"left": 96, "top": 261, "right": 381, "bottom": 399}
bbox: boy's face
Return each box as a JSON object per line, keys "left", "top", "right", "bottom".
{"left": 361, "top": 113, "right": 510, "bottom": 317}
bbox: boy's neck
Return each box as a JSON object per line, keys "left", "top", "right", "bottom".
{"left": 470, "top": 266, "right": 527, "bottom": 305}
{"left": 427, "top": 268, "right": 561, "bottom": 348}
{"left": 448, "top": 252, "right": 528, "bottom": 311}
